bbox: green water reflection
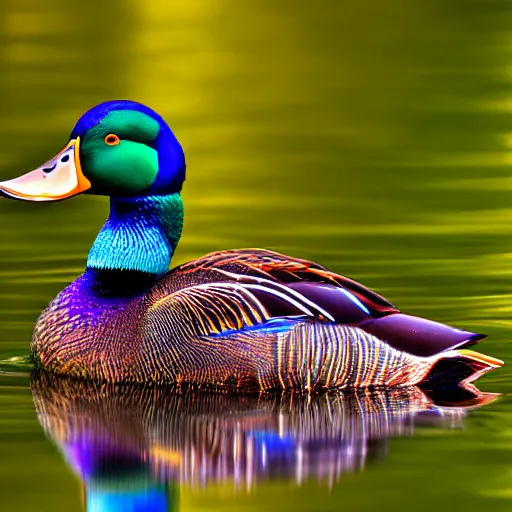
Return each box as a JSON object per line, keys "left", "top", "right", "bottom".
{"left": 0, "top": 0, "right": 511, "bottom": 510}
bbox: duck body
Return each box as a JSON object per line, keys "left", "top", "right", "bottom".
{"left": 32, "top": 247, "right": 496, "bottom": 389}
{"left": 1, "top": 100, "right": 502, "bottom": 390}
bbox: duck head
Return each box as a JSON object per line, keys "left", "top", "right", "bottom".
{"left": 0, "top": 100, "right": 186, "bottom": 201}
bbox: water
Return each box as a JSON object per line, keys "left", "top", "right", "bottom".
{"left": 0, "top": 0, "right": 511, "bottom": 510}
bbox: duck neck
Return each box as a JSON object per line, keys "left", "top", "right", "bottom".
{"left": 86, "top": 193, "right": 183, "bottom": 290}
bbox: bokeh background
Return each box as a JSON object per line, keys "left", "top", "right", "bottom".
{"left": 0, "top": 0, "right": 511, "bottom": 510}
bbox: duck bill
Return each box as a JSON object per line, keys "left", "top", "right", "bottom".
{"left": 0, "top": 138, "right": 91, "bottom": 201}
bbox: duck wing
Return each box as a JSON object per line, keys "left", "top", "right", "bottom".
{"left": 169, "top": 249, "right": 396, "bottom": 318}
{"left": 153, "top": 249, "right": 484, "bottom": 357}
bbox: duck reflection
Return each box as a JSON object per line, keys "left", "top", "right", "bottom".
{"left": 31, "top": 373, "right": 497, "bottom": 511}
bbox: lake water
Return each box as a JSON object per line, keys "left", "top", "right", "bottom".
{"left": 0, "top": 0, "right": 511, "bottom": 510}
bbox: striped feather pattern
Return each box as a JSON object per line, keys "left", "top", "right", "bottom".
{"left": 31, "top": 249, "right": 495, "bottom": 389}
{"left": 140, "top": 303, "right": 435, "bottom": 389}
{"left": 274, "top": 323, "right": 432, "bottom": 389}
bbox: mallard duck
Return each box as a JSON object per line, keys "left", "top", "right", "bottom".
{"left": 0, "top": 100, "right": 502, "bottom": 390}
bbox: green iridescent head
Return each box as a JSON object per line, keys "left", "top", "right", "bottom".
{"left": 0, "top": 100, "right": 186, "bottom": 201}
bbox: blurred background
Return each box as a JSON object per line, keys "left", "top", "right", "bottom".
{"left": 0, "top": 0, "right": 511, "bottom": 510}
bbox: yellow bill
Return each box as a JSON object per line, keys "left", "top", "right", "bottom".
{"left": 0, "top": 138, "right": 91, "bottom": 201}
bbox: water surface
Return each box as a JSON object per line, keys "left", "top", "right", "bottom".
{"left": 0, "top": 0, "right": 511, "bottom": 510}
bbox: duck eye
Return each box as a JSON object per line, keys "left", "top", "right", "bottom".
{"left": 104, "top": 134, "right": 120, "bottom": 146}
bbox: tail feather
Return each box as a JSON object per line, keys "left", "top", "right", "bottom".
{"left": 419, "top": 350, "right": 503, "bottom": 390}
{"left": 360, "top": 313, "right": 485, "bottom": 357}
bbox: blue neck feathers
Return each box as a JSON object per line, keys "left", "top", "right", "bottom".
{"left": 86, "top": 194, "right": 183, "bottom": 277}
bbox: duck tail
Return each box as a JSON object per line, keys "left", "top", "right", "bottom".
{"left": 418, "top": 350, "right": 503, "bottom": 390}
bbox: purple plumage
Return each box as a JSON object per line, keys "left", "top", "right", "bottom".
{"left": 361, "top": 314, "right": 484, "bottom": 357}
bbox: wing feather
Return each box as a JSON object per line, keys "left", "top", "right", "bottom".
{"left": 147, "top": 282, "right": 270, "bottom": 338}
{"left": 170, "top": 249, "right": 397, "bottom": 321}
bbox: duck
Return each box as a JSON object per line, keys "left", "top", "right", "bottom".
{"left": 0, "top": 100, "right": 503, "bottom": 390}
